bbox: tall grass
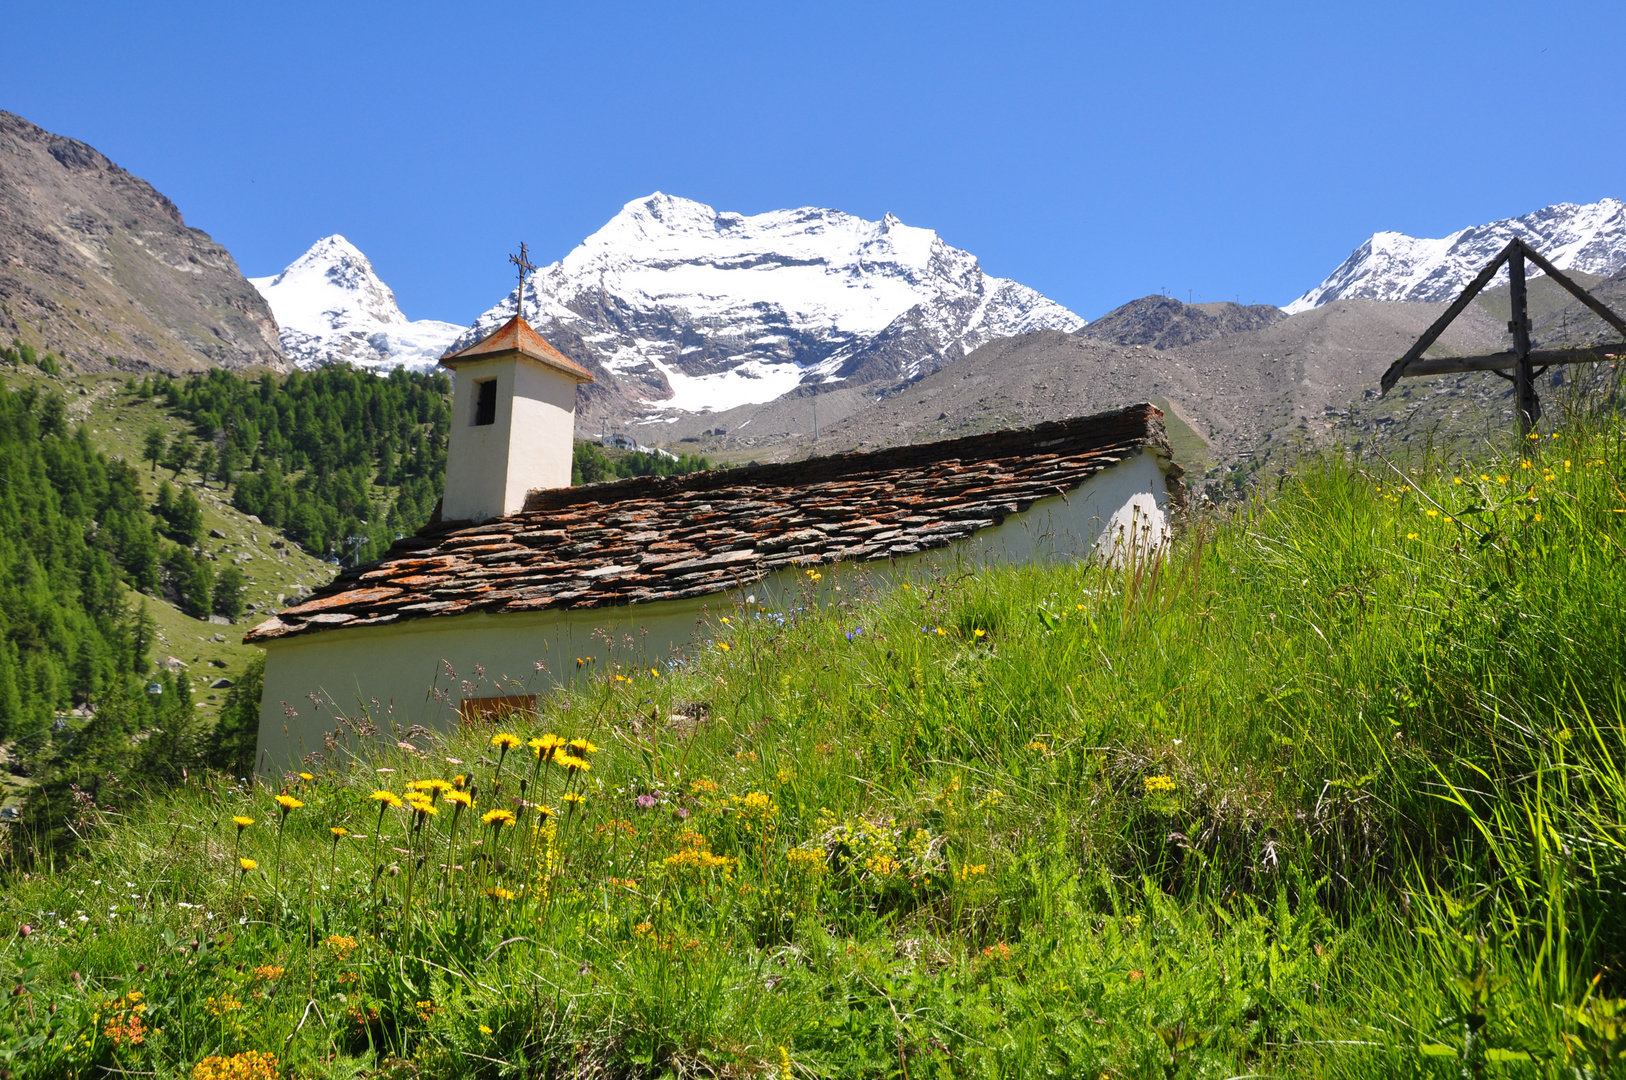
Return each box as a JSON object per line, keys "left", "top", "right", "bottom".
{"left": 1, "top": 417, "right": 1623, "bottom": 1078}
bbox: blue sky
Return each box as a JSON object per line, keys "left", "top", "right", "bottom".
{"left": 4, "top": 1, "right": 1621, "bottom": 324}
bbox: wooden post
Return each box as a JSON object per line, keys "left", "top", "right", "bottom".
{"left": 1508, "top": 243, "right": 1538, "bottom": 435}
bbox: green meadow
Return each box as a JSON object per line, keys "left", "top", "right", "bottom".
{"left": 2, "top": 411, "right": 1624, "bottom": 1079}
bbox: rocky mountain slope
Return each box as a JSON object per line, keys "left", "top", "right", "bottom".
{"left": 744, "top": 296, "right": 1510, "bottom": 484}
{"left": 0, "top": 112, "right": 285, "bottom": 374}
{"left": 450, "top": 193, "right": 1085, "bottom": 426}
{"left": 1286, "top": 198, "right": 1626, "bottom": 312}
{"left": 249, "top": 235, "right": 464, "bottom": 370}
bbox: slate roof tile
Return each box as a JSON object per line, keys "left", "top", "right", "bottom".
{"left": 245, "top": 404, "right": 1181, "bottom": 643}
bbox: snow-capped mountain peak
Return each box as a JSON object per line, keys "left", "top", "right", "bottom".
{"left": 1286, "top": 198, "right": 1626, "bottom": 313}
{"left": 251, "top": 236, "right": 464, "bottom": 370}
{"left": 455, "top": 193, "right": 1085, "bottom": 414}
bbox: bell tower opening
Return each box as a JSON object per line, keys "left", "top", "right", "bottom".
{"left": 473, "top": 378, "right": 497, "bottom": 426}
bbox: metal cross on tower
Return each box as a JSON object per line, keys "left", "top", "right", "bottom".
{"left": 509, "top": 242, "right": 536, "bottom": 317}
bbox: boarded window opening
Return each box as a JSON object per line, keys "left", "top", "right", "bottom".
{"left": 458, "top": 694, "right": 535, "bottom": 725}
{"left": 473, "top": 379, "right": 497, "bottom": 426}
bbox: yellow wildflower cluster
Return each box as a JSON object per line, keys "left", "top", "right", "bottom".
{"left": 817, "top": 809, "right": 940, "bottom": 886}
{"left": 251, "top": 965, "right": 284, "bottom": 981}
{"left": 786, "top": 847, "right": 827, "bottom": 875}
{"left": 956, "top": 863, "right": 988, "bottom": 882}
{"left": 864, "top": 854, "right": 900, "bottom": 877}
{"left": 191, "top": 1051, "right": 279, "bottom": 1080}
{"left": 1143, "top": 775, "right": 1178, "bottom": 795}
{"left": 689, "top": 777, "right": 720, "bottom": 795}
{"left": 730, "top": 790, "right": 779, "bottom": 823}
{"left": 324, "top": 934, "right": 359, "bottom": 960}
{"left": 204, "top": 993, "right": 243, "bottom": 1016}
{"left": 662, "top": 831, "right": 737, "bottom": 875}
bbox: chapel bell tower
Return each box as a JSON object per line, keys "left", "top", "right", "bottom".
{"left": 438, "top": 244, "right": 594, "bottom": 523}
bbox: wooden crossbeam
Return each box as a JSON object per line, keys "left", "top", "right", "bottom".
{"left": 1389, "top": 343, "right": 1622, "bottom": 379}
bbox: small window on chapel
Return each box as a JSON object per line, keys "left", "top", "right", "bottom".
{"left": 473, "top": 378, "right": 497, "bottom": 426}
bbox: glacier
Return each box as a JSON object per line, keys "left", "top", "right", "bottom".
{"left": 1286, "top": 198, "right": 1626, "bottom": 313}
{"left": 249, "top": 236, "right": 465, "bottom": 371}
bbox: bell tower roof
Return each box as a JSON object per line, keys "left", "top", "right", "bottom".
{"left": 440, "top": 315, "right": 594, "bottom": 383}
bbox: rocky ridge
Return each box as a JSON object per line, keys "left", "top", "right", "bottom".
{"left": 1287, "top": 198, "right": 1626, "bottom": 313}
{"left": 0, "top": 111, "right": 285, "bottom": 373}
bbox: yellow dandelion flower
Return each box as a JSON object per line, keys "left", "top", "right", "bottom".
{"left": 407, "top": 798, "right": 438, "bottom": 817}
{"left": 444, "top": 790, "right": 472, "bottom": 808}
{"left": 274, "top": 794, "right": 303, "bottom": 811}
{"left": 409, "top": 778, "right": 453, "bottom": 793}
{"left": 239, "top": 857, "right": 257, "bottom": 871}
{"left": 973, "top": 628, "right": 986, "bottom": 638}
{"left": 484, "top": 887, "right": 515, "bottom": 900}
{"left": 369, "top": 790, "right": 403, "bottom": 808}
{"left": 558, "top": 753, "right": 591, "bottom": 773}
{"left": 1534, "top": 513, "right": 1542, "bottom": 522}
{"left": 530, "top": 733, "right": 564, "bottom": 759}
{"left": 1425, "top": 509, "right": 1439, "bottom": 517}
{"left": 562, "top": 792, "right": 586, "bottom": 806}
{"left": 480, "top": 1024, "right": 494, "bottom": 1035}
{"left": 717, "top": 641, "right": 731, "bottom": 652}
{"left": 232, "top": 815, "right": 255, "bottom": 829}
{"left": 491, "top": 733, "right": 521, "bottom": 750}
{"left": 534, "top": 804, "right": 557, "bottom": 819}
{"left": 299, "top": 772, "right": 315, "bottom": 781}
{"left": 481, "top": 808, "right": 516, "bottom": 827}
{"left": 568, "top": 738, "right": 599, "bottom": 755}
{"left": 330, "top": 827, "right": 348, "bottom": 839}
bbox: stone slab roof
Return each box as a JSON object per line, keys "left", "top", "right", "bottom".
{"left": 244, "top": 403, "right": 1181, "bottom": 644}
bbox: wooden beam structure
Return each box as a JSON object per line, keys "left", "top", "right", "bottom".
{"left": 1379, "top": 237, "right": 1626, "bottom": 435}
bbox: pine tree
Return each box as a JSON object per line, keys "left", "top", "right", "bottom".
{"left": 142, "top": 426, "right": 166, "bottom": 473}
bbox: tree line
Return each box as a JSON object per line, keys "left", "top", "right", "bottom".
{"left": 144, "top": 365, "right": 454, "bottom": 568}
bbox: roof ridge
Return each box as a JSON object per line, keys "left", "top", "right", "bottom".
{"left": 515, "top": 402, "right": 1165, "bottom": 515}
